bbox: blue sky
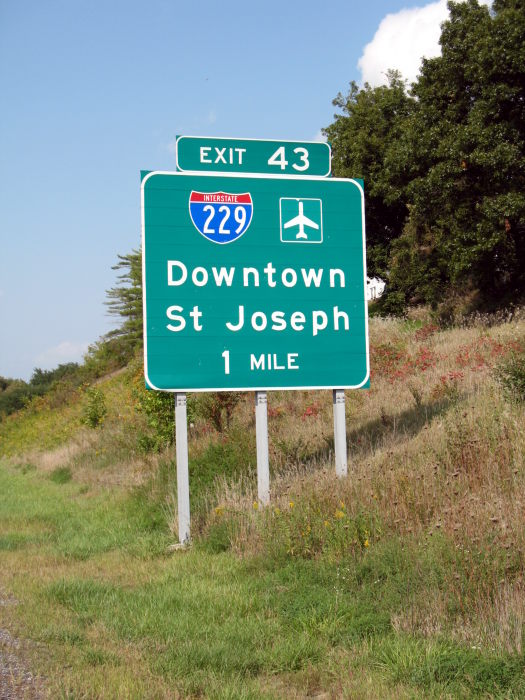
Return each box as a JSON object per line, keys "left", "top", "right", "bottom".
{"left": 0, "top": 0, "right": 462, "bottom": 380}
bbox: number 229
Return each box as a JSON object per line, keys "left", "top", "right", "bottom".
{"left": 202, "top": 205, "right": 247, "bottom": 235}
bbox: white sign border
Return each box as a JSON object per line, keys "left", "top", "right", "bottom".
{"left": 141, "top": 170, "right": 369, "bottom": 393}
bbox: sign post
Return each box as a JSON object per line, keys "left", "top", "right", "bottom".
{"left": 175, "top": 393, "right": 190, "bottom": 544}
{"left": 255, "top": 391, "right": 270, "bottom": 505}
{"left": 333, "top": 389, "right": 347, "bottom": 477}
{"left": 142, "top": 165, "right": 368, "bottom": 543}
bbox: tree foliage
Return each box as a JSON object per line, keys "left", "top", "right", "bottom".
{"left": 0, "top": 363, "right": 81, "bottom": 418}
{"left": 326, "top": 0, "right": 525, "bottom": 310}
{"left": 324, "top": 71, "right": 414, "bottom": 278}
{"left": 105, "top": 249, "right": 143, "bottom": 358}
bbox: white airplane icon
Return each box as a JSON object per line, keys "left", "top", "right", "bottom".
{"left": 283, "top": 201, "right": 319, "bottom": 240}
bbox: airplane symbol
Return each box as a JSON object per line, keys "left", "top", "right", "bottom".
{"left": 283, "top": 201, "right": 320, "bottom": 240}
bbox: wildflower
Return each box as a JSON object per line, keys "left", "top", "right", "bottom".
{"left": 335, "top": 509, "right": 345, "bottom": 519}
{"left": 364, "top": 539, "right": 370, "bottom": 548}
{"left": 214, "top": 505, "right": 224, "bottom": 517}
{"left": 324, "top": 520, "right": 330, "bottom": 528}
{"left": 253, "top": 501, "right": 259, "bottom": 510}
{"left": 289, "top": 501, "right": 295, "bottom": 509}
{"left": 339, "top": 501, "right": 345, "bottom": 509}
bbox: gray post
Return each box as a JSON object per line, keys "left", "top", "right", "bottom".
{"left": 255, "top": 391, "right": 270, "bottom": 505}
{"left": 333, "top": 389, "right": 347, "bottom": 477}
{"left": 175, "top": 393, "right": 191, "bottom": 544}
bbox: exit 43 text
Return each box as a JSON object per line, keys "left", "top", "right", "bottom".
{"left": 199, "top": 145, "right": 310, "bottom": 171}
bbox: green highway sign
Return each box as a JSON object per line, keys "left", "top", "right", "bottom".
{"left": 175, "top": 135, "right": 331, "bottom": 177}
{"left": 141, "top": 171, "right": 369, "bottom": 391}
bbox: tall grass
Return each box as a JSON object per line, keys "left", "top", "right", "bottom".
{"left": 1, "top": 309, "right": 524, "bottom": 697}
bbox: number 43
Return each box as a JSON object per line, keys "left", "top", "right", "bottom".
{"left": 267, "top": 146, "right": 309, "bottom": 172}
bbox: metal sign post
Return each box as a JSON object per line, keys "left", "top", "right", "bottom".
{"left": 175, "top": 393, "right": 191, "bottom": 544}
{"left": 333, "top": 389, "right": 347, "bottom": 477}
{"left": 255, "top": 391, "right": 270, "bottom": 505}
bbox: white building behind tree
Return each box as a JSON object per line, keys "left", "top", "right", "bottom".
{"left": 366, "top": 276, "right": 385, "bottom": 301}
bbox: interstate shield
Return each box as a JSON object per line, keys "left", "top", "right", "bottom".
{"left": 189, "top": 191, "right": 253, "bottom": 244}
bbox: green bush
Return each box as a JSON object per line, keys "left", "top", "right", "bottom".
{"left": 81, "top": 386, "right": 107, "bottom": 428}
{"left": 49, "top": 466, "right": 73, "bottom": 484}
{"left": 374, "top": 290, "right": 407, "bottom": 317}
{"left": 134, "top": 388, "right": 174, "bottom": 452}
{"left": 495, "top": 350, "right": 525, "bottom": 403}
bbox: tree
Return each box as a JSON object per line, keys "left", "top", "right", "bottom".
{"left": 326, "top": 1, "right": 524, "bottom": 310}
{"left": 324, "top": 72, "right": 414, "bottom": 278}
{"left": 392, "top": 0, "right": 525, "bottom": 305}
{"left": 105, "top": 248, "right": 143, "bottom": 358}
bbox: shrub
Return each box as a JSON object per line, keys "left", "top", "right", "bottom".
{"left": 49, "top": 466, "right": 73, "bottom": 484}
{"left": 495, "top": 350, "right": 525, "bottom": 403}
{"left": 81, "top": 386, "right": 107, "bottom": 428}
{"left": 195, "top": 392, "right": 242, "bottom": 432}
{"left": 374, "top": 290, "right": 407, "bottom": 317}
{"left": 134, "top": 388, "right": 174, "bottom": 452}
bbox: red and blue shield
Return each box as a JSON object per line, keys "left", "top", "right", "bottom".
{"left": 189, "top": 191, "right": 253, "bottom": 244}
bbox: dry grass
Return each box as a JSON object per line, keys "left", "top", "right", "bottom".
{"left": 201, "top": 311, "right": 525, "bottom": 653}
{"left": 3, "top": 309, "right": 525, "bottom": 677}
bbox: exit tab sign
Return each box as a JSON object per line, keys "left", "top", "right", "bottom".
{"left": 175, "top": 136, "right": 331, "bottom": 177}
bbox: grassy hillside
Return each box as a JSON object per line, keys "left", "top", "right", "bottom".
{"left": 1, "top": 310, "right": 524, "bottom": 698}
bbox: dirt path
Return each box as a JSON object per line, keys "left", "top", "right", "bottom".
{"left": 0, "top": 592, "right": 45, "bottom": 700}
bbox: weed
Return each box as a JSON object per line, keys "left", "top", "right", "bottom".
{"left": 407, "top": 382, "right": 424, "bottom": 407}
{"left": 81, "top": 386, "right": 107, "bottom": 428}
{"left": 195, "top": 392, "right": 242, "bottom": 432}
{"left": 49, "top": 466, "right": 73, "bottom": 484}
{"left": 1, "top": 311, "right": 525, "bottom": 698}
{"left": 13, "top": 461, "right": 36, "bottom": 474}
{"left": 494, "top": 349, "right": 525, "bottom": 403}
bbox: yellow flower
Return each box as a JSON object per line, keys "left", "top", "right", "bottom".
{"left": 339, "top": 501, "right": 345, "bottom": 509}
{"left": 324, "top": 520, "right": 330, "bottom": 528}
{"left": 364, "top": 539, "right": 370, "bottom": 548}
{"left": 214, "top": 506, "right": 224, "bottom": 517}
{"left": 253, "top": 501, "right": 259, "bottom": 510}
{"left": 289, "top": 501, "right": 295, "bottom": 509}
{"left": 335, "top": 509, "right": 345, "bottom": 519}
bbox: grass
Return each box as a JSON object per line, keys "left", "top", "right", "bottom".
{"left": 1, "top": 310, "right": 524, "bottom": 697}
{"left": 2, "top": 462, "right": 524, "bottom": 697}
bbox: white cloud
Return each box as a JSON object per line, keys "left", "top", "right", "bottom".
{"left": 358, "top": 0, "right": 491, "bottom": 87}
{"left": 35, "top": 340, "right": 89, "bottom": 369}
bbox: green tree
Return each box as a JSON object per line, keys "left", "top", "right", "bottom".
{"left": 324, "top": 72, "right": 414, "bottom": 278}
{"left": 105, "top": 249, "right": 143, "bottom": 358}
{"left": 392, "top": 0, "right": 525, "bottom": 305}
